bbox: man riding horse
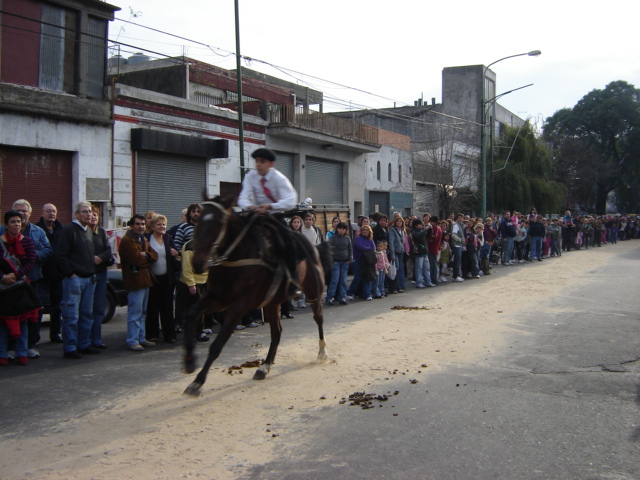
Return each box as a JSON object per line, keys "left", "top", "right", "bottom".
{"left": 237, "top": 148, "right": 302, "bottom": 296}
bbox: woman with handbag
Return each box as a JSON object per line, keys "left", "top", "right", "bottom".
{"left": 89, "top": 206, "right": 113, "bottom": 349}
{"left": 388, "top": 217, "right": 407, "bottom": 293}
{"left": 0, "top": 210, "right": 40, "bottom": 366}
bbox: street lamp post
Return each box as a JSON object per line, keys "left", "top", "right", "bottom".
{"left": 480, "top": 50, "right": 541, "bottom": 217}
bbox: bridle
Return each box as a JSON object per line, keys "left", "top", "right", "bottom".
{"left": 200, "top": 201, "right": 269, "bottom": 269}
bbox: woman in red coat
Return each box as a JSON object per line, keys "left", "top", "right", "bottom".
{"left": 0, "top": 210, "right": 41, "bottom": 366}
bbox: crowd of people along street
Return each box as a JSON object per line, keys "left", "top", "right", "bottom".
{"left": 1, "top": 196, "right": 637, "bottom": 367}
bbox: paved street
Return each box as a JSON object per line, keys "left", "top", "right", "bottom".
{"left": 0, "top": 242, "right": 638, "bottom": 480}
{"left": 242, "top": 244, "right": 640, "bottom": 480}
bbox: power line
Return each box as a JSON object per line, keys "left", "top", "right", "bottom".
{"left": 113, "top": 15, "right": 414, "bottom": 108}
{"left": 110, "top": 16, "right": 488, "bottom": 128}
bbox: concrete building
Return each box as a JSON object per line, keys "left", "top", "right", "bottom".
{"left": 363, "top": 130, "right": 413, "bottom": 217}
{"left": 1, "top": 0, "right": 412, "bottom": 228}
{"left": 109, "top": 57, "right": 403, "bottom": 225}
{"left": 0, "top": 0, "right": 119, "bottom": 223}
{"left": 332, "top": 65, "right": 525, "bottom": 217}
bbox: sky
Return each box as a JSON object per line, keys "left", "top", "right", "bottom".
{"left": 108, "top": 0, "right": 640, "bottom": 129}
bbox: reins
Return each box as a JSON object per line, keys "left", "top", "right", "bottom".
{"left": 200, "top": 201, "right": 293, "bottom": 305}
{"left": 200, "top": 201, "right": 272, "bottom": 270}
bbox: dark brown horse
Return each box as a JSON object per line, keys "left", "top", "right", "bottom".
{"left": 182, "top": 196, "right": 330, "bottom": 396}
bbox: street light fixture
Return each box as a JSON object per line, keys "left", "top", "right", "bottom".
{"left": 480, "top": 50, "right": 541, "bottom": 217}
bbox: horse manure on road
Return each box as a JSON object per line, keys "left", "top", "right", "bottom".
{"left": 226, "top": 359, "right": 264, "bottom": 374}
{"left": 340, "top": 391, "right": 397, "bottom": 409}
{"left": 390, "top": 305, "right": 433, "bottom": 310}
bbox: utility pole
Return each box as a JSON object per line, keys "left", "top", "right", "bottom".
{"left": 235, "top": 0, "right": 245, "bottom": 180}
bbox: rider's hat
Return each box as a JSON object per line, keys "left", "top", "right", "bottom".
{"left": 251, "top": 148, "right": 276, "bottom": 162}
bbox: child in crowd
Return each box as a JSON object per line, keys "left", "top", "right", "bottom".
{"left": 515, "top": 220, "right": 528, "bottom": 263}
{"left": 438, "top": 232, "right": 452, "bottom": 283}
{"left": 547, "top": 219, "right": 561, "bottom": 257}
{"left": 373, "top": 240, "right": 390, "bottom": 298}
{"left": 480, "top": 236, "right": 493, "bottom": 276}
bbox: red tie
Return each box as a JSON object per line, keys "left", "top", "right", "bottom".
{"left": 260, "top": 177, "right": 277, "bottom": 203}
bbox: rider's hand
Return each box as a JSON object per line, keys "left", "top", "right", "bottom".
{"left": 254, "top": 204, "right": 272, "bottom": 214}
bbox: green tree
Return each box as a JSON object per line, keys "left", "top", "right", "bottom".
{"left": 543, "top": 81, "right": 640, "bottom": 213}
{"left": 491, "top": 121, "right": 565, "bottom": 215}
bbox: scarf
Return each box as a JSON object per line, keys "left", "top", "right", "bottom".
{"left": 4, "top": 233, "right": 25, "bottom": 257}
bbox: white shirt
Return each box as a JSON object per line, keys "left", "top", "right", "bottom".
{"left": 301, "top": 225, "right": 321, "bottom": 245}
{"left": 149, "top": 235, "right": 167, "bottom": 276}
{"left": 237, "top": 168, "right": 298, "bottom": 212}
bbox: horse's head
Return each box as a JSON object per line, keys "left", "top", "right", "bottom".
{"left": 191, "top": 196, "right": 235, "bottom": 274}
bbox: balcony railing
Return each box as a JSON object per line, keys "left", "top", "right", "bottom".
{"left": 270, "top": 104, "right": 379, "bottom": 145}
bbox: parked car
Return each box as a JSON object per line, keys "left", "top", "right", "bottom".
{"left": 104, "top": 269, "right": 128, "bottom": 323}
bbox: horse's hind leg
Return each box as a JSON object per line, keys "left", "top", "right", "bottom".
{"left": 310, "top": 297, "right": 328, "bottom": 362}
{"left": 254, "top": 304, "right": 281, "bottom": 380}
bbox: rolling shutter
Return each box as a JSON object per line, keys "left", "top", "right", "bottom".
{"left": 0, "top": 146, "right": 73, "bottom": 223}
{"left": 306, "top": 157, "right": 343, "bottom": 205}
{"left": 275, "top": 151, "right": 294, "bottom": 184}
{"left": 136, "top": 151, "right": 206, "bottom": 226}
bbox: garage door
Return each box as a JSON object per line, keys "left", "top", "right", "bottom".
{"left": 275, "top": 151, "right": 294, "bottom": 184}
{"left": 306, "top": 157, "right": 343, "bottom": 205}
{"left": 136, "top": 151, "right": 206, "bottom": 226}
{"left": 0, "top": 146, "right": 73, "bottom": 223}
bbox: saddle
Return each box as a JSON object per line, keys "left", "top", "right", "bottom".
{"left": 243, "top": 213, "right": 308, "bottom": 294}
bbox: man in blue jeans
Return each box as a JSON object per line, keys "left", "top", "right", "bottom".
{"left": 498, "top": 210, "right": 517, "bottom": 265}
{"left": 56, "top": 201, "right": 99, "bottom": 359}
{"left": 528, "top": 215, "right": 545, "bottom": 261}
{"left": 326, "top": 222, "right": 352, "bottom": 304}
{"left": 119, "top": 215, "right": 158, "bottom": 352}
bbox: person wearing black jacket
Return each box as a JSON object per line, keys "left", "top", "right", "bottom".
{"left": 145, "top": 214, "right": 180, "bottom": 343}
{"left": 56, "top": 202, "right": 98, "bottom": 359}
{"left": 89, "top": 205, "right": 113, "bottom": 349}
{"left": 36, "top": 203, "right": 64, "bottom": 343}
{"left": 528, "top": 215, "right": 546, "bottom": 261}
{"left": 372, "top": 215, "right": 389, "bottom": 243}
{"left": 411, "top": 219, "right": 435, "bottom": 288}
{"left": 498, "top": 211, "right": 517, "bottom": 265}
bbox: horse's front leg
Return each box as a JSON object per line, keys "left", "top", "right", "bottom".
{"left": 182, "top": 292, "right": 204, "bottom": 375}
{"left": 184, "top": 311, "right": 243, "bottom": 396}
{"left": 254, "top": 305, "right": 282, "bottom": 380}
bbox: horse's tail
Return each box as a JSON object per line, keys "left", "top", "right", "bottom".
{"left": 315, "top": 242, "right": 333, "bottom": 286}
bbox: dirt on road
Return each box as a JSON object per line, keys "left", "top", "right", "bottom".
{"left": 1, "top": 242, "right": 631, "bottom": 480}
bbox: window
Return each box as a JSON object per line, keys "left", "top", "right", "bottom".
{"left": 376, "top": 161, "right": 381, "bottom": 180}
{"left": 388, "top": 163, "right": 392, "bottom": 181}
{"left": 39, "top": 4, "right": 77, "bottom": 93}
{"left": 86, "top": 16, "right": 107, "bottom": 99}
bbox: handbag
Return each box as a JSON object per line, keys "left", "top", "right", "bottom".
{"left": 386, "top": 261, "right": 397, "bottom": 280}
{"left": 0, "top": 243, "right": 26, "bottom": 293}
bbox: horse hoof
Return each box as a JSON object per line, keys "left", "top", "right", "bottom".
{"left": 183, "top": 382, "right": 202, "bottom": 396}
{"left": 184, "top": 356, "right": 196, "bottom": 374}
{"left": 317, "top": 352, "right": 328, "bottom": 362}
{"left": 253, "top": 367, "right": 268, "bottom": 380}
